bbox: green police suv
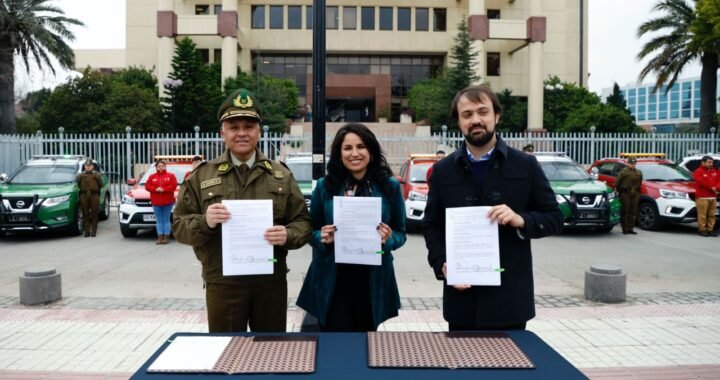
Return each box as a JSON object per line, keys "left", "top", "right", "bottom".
{"left": 0, "top": 155, "right": 111, "bottom": 236}
{"left": 535, "top": 153, "right": 621, "bottom": 232}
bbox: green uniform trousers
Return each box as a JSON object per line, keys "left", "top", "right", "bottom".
{"left": 79, "top": 192, "right": 100, "bottom": 235}
{"left": 205, "top": 278, "right": 287, "bottom": 333}
{"left": 619, "top": 192, "right": 640, "bottom": 232}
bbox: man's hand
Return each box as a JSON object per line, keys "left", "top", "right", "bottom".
{"left": 487, "top": 204, "right": 525, "bottom": 228}
{"left": 443, "top": 263, "right": 471, "bottom": 291}
{"left": 205, "top": 203, "right": 230, "bottom": 229}
{"left": 319, "top": 225, "right": 336, "bottom": 244}
{"left": 264, "top": 226, "right": 288, "bottom": 246}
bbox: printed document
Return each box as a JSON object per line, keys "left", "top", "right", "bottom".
{"left": 445, "top": 206, "right": 501, "bottom": 286}
{"left": 148, "top": 336, "right": 231, "bottom": 372}
{"left": 333, "top": 196, "right": 382, "bottom": 266}
{"left": 221, "top": 200, "right": 274, "bottom": 276}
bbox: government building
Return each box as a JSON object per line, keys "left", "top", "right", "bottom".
{"left": 75, "top": 0, "right": 589, "bottom": 130}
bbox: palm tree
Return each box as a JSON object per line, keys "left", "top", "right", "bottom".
{"left": 637, "top": 0, "right": 718, "bottom": 133}
{"left": 0, "top": 0, "right": 83, "bottom": 134}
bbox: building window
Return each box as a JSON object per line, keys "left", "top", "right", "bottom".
{"left": 213, "top": 5, "right": 222, "bottom": 14}
{"left": 361, "top": 7, "right": 375, "bottom": 30}
{"left": 195, "top": 4, "right": 209, "bottom": 15}
{"left": 213, "top": 49, "right": 221, "bottom": 63}
{"left": 343, "top": 6, "right": 357, "bottom": 30}
{"left": 198, "top": 49, "right": 209, "bottom": 64}
{"left": 397, "top": 7, "right": 411, "bottom": 31}
{"left": 380, "top": 7, "right": 393, "bottom": 30}
{"left": 288, "top": 6, "right": 301, "bottom": 29}
{"left": 327, "top": 6, "right": 339, "bottom": 29}
{"left": 306, "top": 6, "right": 313, "bottom": 29}
{"left": 433, "top": 8, "right": 446, "bottom": 31}
{"left": 487, "top": 9, "right": 501, "bottom": 19}
{"left": 487, "top": 52, "right": 500, "bottom": 76}
{"left": 416, "top": 8, "right": 429, "bottom": 31}
{"left": 269, "top": 5, "right": 283, "bottom": 29}
{"left": 251, "top": 5, "right": 265, "bottom": 29}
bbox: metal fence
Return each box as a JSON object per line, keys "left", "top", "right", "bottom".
{"left": 1, "top": 128, "right": 718, "bottom": 206}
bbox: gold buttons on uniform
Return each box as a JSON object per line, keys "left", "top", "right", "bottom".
{"left": 208, "top": 192, "right": 213, "bottom": 196}
{"left": 278, "top": 187, "right": 283, "bottom": 192}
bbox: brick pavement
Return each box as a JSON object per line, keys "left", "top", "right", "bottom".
{"left": 0, "top": 293, "right": 719, "bottom": 379}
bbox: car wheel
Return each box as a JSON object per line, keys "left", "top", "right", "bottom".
{"left": 99, "top": 193, "right": 111, "bottom": 221}
{"left": 69, "top": 206, "right": 83, "bottom": 236}
{"left": 637, "top": 202, "right": 660, "bottom": 230}
{"left": 120, "top": 224, "right": 137, "bottom": 238}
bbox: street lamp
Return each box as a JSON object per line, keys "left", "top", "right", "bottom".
{"left": 545, "top": 83, "right": 564, "bottom": 130}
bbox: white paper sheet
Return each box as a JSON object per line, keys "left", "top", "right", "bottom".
{"left": 148, "top": 336, "right": 231, "bottom": 372}
{"left": 221, "top": 200, "right": 274, "bottom": 276}
{"left": 333, "top": 196, "right": 382, "bottom": 266}
{"left": 445, "top": 206, "right": 501, "bottom": 286}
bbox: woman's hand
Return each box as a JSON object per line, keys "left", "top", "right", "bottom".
{"left": 156, "top": 187, "right": 164, "bottom": 193}
{"left": 320, "top": 225, "right": 336, "bottom": 244}
{"left": 377, "top": 223, "right": 392, "bottom": 244}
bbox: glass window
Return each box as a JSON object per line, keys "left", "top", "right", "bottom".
{"left": 213, "top": 49, "right": 221, "bottom": 63}
{"left": 487, "top": 9, "right": 501, "bottom": 19}
{"left": 361, "top": 7, "right": 375, "bottom": 30}
{"left": 659, "top": 110, "right": 668, "bottom": 119}
{"left": 269, "top": 5, "right": 283, "bottom": 29}
{"left": 327, "top": 6, "right": 339, "bottom": 29}
{"left": 251, "top": 5, "right": 265, "bottom": 29}
{"left": 487, "top": 52, "right": 500, "bottom": 76}
{"left": 433, "top": 8, "right": 446, "bottom": 31}
{"left": 416, "top": 8, "right": 429, "bottom": 31}
{"left": 343, "top": 6, "right": 357, "bottom": 30}
{"left": 397, "top": 7, "right": 411, "bottom": 31}
{"left": 380, "top": 7, "right": 393, "bottom": 30}
{"left": 213, "top": 5, "right": 222, "bottom": 14}
{"left": 288, "top": 6, "right": 301, "bottom": 29}
{"left": 198, "top": 49, "right": 209, "bottom": 64}
{"left": 306, "top": 6, "right": 313, "bottom": 29}
{"left": 195, "top": 4, "right": 209, "bottom": 15}
{"left": 628, "top": 88, "right": 636, "bottom": 97}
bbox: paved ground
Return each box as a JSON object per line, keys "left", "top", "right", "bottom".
{"left": 1, "top": 213, "right": 719, "bottom": 378}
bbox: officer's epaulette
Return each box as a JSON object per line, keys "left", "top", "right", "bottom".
{"left": 191, "top": 161, "right": 207, "bottom": 173}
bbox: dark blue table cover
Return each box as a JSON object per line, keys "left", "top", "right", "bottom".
{"left": 131, "top": 331, "right": 587, "bottom": 379}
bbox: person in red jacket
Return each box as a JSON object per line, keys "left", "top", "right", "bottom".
{"left": 693, "top": 156, "right": 718, "bottom": 237}
{"left": 145, "top": 160, "right": 178, "bottom": 244}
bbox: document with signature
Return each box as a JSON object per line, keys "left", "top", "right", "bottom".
{"left": 445, "top": 206, "right": 501, "bottom": 286}
{"left": 221, "top": 200, "right": 274, "bottom": 276}
{"left": 333, "top": 196, "right": 382, "bottom": 266}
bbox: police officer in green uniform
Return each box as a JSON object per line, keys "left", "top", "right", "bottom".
{"left": 616, "top": 157, "right": 643, "bottom": 234}
{"left": 172, "top": 88, "right": 311, "bottom": 333}
{"left": 76, "top": 159, "right": 103, "bottom": 237}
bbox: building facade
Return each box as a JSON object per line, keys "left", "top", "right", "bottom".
{"left": 601, "top": 75, "right": 720, "bottom": 132}
{"left": 75, "top": 0, "right": 589, "bottom": 129}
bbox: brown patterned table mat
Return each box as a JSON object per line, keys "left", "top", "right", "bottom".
{"left": 214, "top": 336, "right": 317, "bottom": 374}
{"left": 368, "top": 332, "right": 534, "bottom": 369}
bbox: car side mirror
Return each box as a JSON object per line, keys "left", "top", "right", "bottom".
{"left": 127, "top": 178, "right": 137, "bottom": 186}
{"left": 0, "top": 173, "right": 6, "bottom": 183}
{"left": 590, "top": 167, "right": 599, "bottom": 180}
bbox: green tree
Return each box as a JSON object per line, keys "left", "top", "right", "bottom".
{"left": 113, "top": 66, "right": 157, "bottom": 92}
{"left": 637, "top": 0, "right": 719, "bottom": 133}
{"left": 162, "top": 38, "right": 222, "bottom": 132}
{"left": 496, "top": 89, "right": 527, "bottom": 132}
{"left": 543, "top": 76, "right": 600, "bottom": 131}
{"left": 0, "top": 0, "right": 83, "bottom": 134}
{"left": 446, "top": 18, "right": 479, "bottom": 93}
{"left": 562, "top": 103, "right": 642, "bottom": 133}
{"left": 407, "top": 77, "right": 452, "bottom": 129}
{"left": 605, "top": 83, "right": 630, "bottom": 113}
{"left": 19, "top": 88, "right": 51, "bottom": 113}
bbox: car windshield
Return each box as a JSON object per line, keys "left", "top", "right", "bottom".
{"left": 9, "top": 165, "right": 77, "bottom": 184}
{"left": 540, "top": 162, "right": 591, "bottom": 181}
{"left": 409, "top": 163, "right": 432, "bottom": 183}
{"left": 139, "top": 165, "right": 190, "bottom": 185}
{"left": 285, "top": 161, "right": 312, "bottom": 182}
{"left": 637, "top": 163, "right": 692, "bottom": 181}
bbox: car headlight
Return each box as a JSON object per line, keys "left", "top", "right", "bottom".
{"left": 43, "top": 195, "right": 70, "bottom": 207}
{"left": 659, "top": 189, "right": 689, "bottom": 200}
{"left": 555, "top": 194, "right": 567, "bottom": 203}
{"left": 408, "top": 191, "right": 427, "bottom": 202}
{"left": 121, "top": 194, "right": 135, "bottom": 205}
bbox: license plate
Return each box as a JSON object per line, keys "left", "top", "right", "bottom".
{"left": 9, "top": 215, "right": 30, "bottom": 222}
{"left": 580, "top": 212, "right": 598, "bottom": 219}
{"left": 143, "top": 214, "right": 156, "bottom": 222}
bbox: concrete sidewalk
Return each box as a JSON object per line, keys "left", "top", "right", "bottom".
{"left": 1, "top": 293, "right": 719, "bottom": 379}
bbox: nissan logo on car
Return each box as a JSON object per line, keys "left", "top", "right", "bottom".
{"left": 581, "top": 196, "right": 591, "bottom": 204}
{"left": 15, "top": 200, "right": 25, "bottom": 208}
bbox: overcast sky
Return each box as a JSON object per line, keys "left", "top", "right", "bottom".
{"left": 17, "top": 0, "right": 704, "bottom": 96}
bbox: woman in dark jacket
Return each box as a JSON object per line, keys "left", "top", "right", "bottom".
{"left": 297, "top": 123, "right": 406, "bottom": 332}
{"left": 145, "top": 160, "right": 177, "bottom": 245}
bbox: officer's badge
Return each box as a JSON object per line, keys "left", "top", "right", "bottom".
{"left": 233, "top": 94, "right": 254, "bottom": 109}
{"left": 274, "top": 171, "right": 283, "bottom": 179}
{"left": 218, "top": 163, "right": 229, "bottom": 172}
{"left": 201, "top": 178, "right": 221, "bottom": 189}
{"left": 263, "top": 161, "right": 273, "bottom": 170}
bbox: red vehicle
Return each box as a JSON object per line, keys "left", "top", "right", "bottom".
{"left": 396, "top": 154, "right": 441, "bottom": 228}
{"left": 588, "top": 153, "right": 702, "bottom": 230}
{"left": 118, "top": 155, "right": 198, "bottom": 237}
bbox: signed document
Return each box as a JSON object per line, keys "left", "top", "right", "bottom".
{"left": 333, "top": 196, "right": 382, "bottom": 266}
{"left": 445, "top": 206, "right": 501, "bottom": 286}
{"left": 221, "top": 200, "right": 274, "bottom": 276}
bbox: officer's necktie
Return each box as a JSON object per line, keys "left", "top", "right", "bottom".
{"left": 239, "top": 164, "right": 249, "bottom": 185}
